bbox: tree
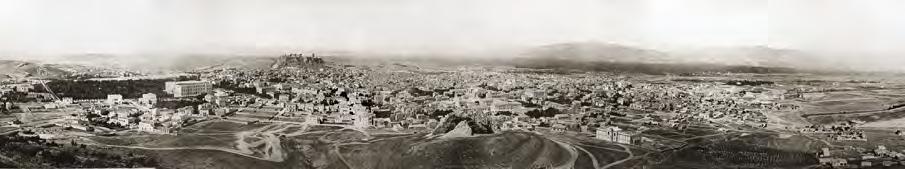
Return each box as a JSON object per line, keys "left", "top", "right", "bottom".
{"left": 526, "top": 108, "right": 561, "bottom": 118}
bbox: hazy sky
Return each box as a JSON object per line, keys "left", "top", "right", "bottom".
{"left": 0, "top": 0, "right": 902, "bottom": 57}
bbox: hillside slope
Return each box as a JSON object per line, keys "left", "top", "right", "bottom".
{"left": 0, "top": 60, "right": 71, "bottom": 79}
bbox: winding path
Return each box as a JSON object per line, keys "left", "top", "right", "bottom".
{"left": 573, "top": 145, "right": 600, "bottom": 168}
{"left": 600, "top": 144, "right": 634, "bottom": 169}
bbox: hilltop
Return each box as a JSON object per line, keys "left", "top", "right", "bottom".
{"left": 518, "top": 42, "right": 671, "bottom": 63}
{"left": 270, "top": 53, "right": 326, "bottom": 69}
{"left": 0, "top": 60, "right": 71, "bottom": 80}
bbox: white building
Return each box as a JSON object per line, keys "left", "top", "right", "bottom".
{"left": 596, "top": 126, "right": 639, "bottom": 145}
{"left": 107, "top": 94, "right": 123, "bottom": 105}
{"left": 491, "top": 100, "right": 521, "bottom": 113}
{"left": 137, "top": 121, "right": 155, "bottom": 132}
{"left": 140, "top": 93, "right": 157, "bottom": 105}
{"left": 165, "top": 81, "right": 213, "bottom": 97}
{"left": 137, "top": 121, "right": 172, "bottom": 134}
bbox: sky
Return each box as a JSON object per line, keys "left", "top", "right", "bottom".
{"left": 0, "top": 0, "right": 902, "bottom": 59}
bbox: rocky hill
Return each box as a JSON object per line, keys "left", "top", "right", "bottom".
{"left": 431, "top": 114, "right": 496, "bottom": 136}
{"left": 438, "top": 121, "right": 473, "bottom": 138}
{"left": 270, "top": 53, "right": 326, "bottom": 69}
{"left": 0, "top": 60, "right": 71, "bottom": 80}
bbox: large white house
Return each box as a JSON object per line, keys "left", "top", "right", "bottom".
{"left": 165, "top": 81, "right": 213, "bottom": 97}
{"left": 596, "top": 126, "right": 640, "bottom": 145}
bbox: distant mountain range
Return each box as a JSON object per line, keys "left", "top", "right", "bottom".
{"left": 518, "top": 42, "right": 672, "bottom": 63}
{"left": 42, "top": 54, "right": 276, "bottom": 72}
{"left": 511, "top": 42, "right": 839, "bottom": 74}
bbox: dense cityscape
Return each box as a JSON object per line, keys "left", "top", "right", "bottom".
{"left": 4, "top": 52, "right": 905, "bottom": 169}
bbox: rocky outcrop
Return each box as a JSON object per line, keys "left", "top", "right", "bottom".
{"left": 272, "top": 53, "right": 325, "bottom": 69}
{"left": 439, "top": 121, "right": 472, "bottom": 138}
{"left": 431, "top": 114, "right": 496, "bottom": 136}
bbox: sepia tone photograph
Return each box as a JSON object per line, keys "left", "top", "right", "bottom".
{"left": 1, "top": 0, "right": 904, "bottom": 168}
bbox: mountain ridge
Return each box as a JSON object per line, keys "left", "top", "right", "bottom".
{"left": 0, "top": 60, "right": 71, "bottom": 80}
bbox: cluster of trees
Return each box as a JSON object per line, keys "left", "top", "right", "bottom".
{"left": 516, "top": 100, "right": 540, "bottom": 108}
{"left": 426, "top": 109, "right": 453, "bottom": 119}
{"left": 47, "top": 80, "right": 170, "bottom": 99}
{"left": 724, "top": 80, "right": 775, "bottom": 86}
{"left": 525, "top": 107, "right": 562, "bottom": 118}
{"left": 675, "top": 141, "right": 816, "bottom": 168}
{"left": 0, "top": 101, "right": 18, "bottom": 114}
{"left": 1, "top": 92, "right": 34, "bottom": 103}
{"left": 405, "top": 87, "right": 434, "bottom": 97}
{"left": 477, "top": 83, "right": 502, "bottom": 92}
{"left": 0, "top": 134, "right": 157, "bottom": 168}
{"left": 494, "top": 111, "right": 513, "bottom": 116}
{"left": 373, "top": 110, "right": 393, "bottom": 118}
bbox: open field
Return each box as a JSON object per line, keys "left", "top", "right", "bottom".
{"left": 799, "top": 90, "right": 905, "bottom": 110}
{"left": 88, "top": 121, "right": 315, "bottom": 163}
{"left": 861, "top": 117, "right": 905, "bottom": 128}
{"left": 794, "top": 89, "right": 905, "bottom": 125}
{"left": 91, "top": 134, "right": 238, "bottom": 148}
{"left": 140, "top": 149, "right": 290, "bottom": 169}
{"left": 85, "top": 120, "right": 584, "bottom": 169}
{"left": 178, "top": 120, "right": 271, "bottom": 133}
{"left": 798, "top": 91, "right": 898, "bottom": 114}
{"left": 806, "top": 108, "right": 905, "bottom": 125}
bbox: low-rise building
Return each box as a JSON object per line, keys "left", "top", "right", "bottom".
{"left": 595, "top": 126, "right": 640, "bottom": 145}
{"left": 139, "top": 93, "right": 157, "bottom": 105}
{"left": 107, "top": 94, "right": 123, "bottom": 105}
{"left": 166, "top": 81, "right": 213, "bottom": 97}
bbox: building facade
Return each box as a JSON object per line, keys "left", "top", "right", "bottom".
{"left": 166, "top": 81, "right": 213, "bottom": 97}
{"left": 596, "top": 126, "right": 639, "bottom": 145}
{"left": 140, "top": 93, "right": 157, "bottom": 105}
{"left": 107, "top": 94, "right": 123, "bottom": 105}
